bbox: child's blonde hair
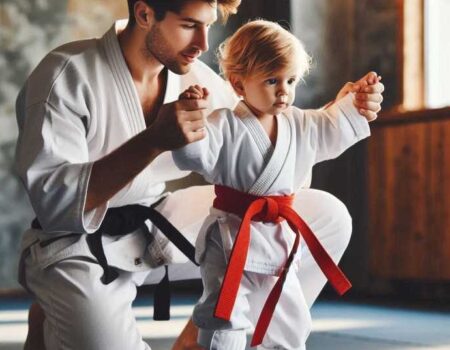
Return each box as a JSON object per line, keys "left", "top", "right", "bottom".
{"left": 218, "top": 19, "right": 311, "bottom": 81}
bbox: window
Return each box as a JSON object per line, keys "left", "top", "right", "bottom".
{"left": 424, "top": 0, "right": 450, "bottom": 108}
{"left": 403, "top": 0, "right": 450, "bottom": 110}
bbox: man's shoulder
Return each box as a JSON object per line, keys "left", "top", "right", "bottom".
{"left": 34, "top": 38, "right": 102, "bottom": 81}
{"left": 22, "top": 38, "right": 103, "bottom": 107}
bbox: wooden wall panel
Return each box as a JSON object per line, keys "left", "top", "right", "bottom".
{"left": 368, "top": 113, "right": 450, "bottom": 280}
{"left": 428, "top": 121, "right": 450, "bottom": 276}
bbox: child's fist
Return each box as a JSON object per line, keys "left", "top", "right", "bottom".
{"left": 179, "top": 85, "right": 209, "bottom": 100}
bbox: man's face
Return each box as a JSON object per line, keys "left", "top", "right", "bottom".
{"left": 145, "top": 0, "right": 217, "bottom": 74}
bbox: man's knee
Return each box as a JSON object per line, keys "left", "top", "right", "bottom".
{"left": 296, "top": 189, "right": 353, "bottom": 249}
{"left": 321, "top": 191, "right": 353, "bottom": 249}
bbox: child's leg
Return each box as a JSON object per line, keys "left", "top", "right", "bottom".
{"left": 197, "top": 328, "right": 247, "bottom": 350}
{"left": 248, "top": 269, "right": 311, "bottom": 350}
{"left": 293, "top": 188, "right": 353, "bottom": 308}
{"left": 193, "top": 226, "right": 253, "bottom": 350}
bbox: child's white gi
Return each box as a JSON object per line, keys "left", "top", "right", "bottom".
{"left": 173, "top": 98, "right": 370, "bottom": 349}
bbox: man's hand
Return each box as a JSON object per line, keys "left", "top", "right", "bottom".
{"left": 335, "top": 71, "right": 384, "bottom": 122}
{"left": 149, "top": 85, "right": 210, "bottom": 151}
{"left": 85, "top": 85, "right": 210, "bottom": 212}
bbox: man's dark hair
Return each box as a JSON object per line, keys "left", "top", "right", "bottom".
{"left": 127, "top": 0, "right": 241, "bottom": 25}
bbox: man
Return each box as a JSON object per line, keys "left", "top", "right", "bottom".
{"left": 16, "top": 0, "right": 384, "bottom": 349}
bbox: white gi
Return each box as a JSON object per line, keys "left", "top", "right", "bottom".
{"left": 172, "top": 97, "right": 370, "bottom": 350}
{"left": 14, "top": 19, "right": 359, "bottom": 350}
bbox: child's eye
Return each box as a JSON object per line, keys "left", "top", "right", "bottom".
{"left": 265, "top": 78, "right": 277, "bottom": 85}
{"left": 182, "top": 24, "right": 196, "bottom": 29}
{"left": 288, "top": 78, "right": 297, "bottom": 85}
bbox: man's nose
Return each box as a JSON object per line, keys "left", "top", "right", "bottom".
{"left": 195, "top": 27, "right": 209, "bottom": 52}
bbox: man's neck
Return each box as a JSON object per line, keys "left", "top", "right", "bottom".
{"left": 118, "top": 25, "right": 163, "bottom": 86}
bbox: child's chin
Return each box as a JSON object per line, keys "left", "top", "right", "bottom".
{"left": 273, "top": 105, "right": 289, "bottom": 113}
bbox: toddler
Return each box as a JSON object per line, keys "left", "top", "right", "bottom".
{"left": 173, "top": 20, "right": 376, "bottom": 350}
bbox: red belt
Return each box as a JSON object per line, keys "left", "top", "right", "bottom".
{"left": 212, "top": 185, "right": 351, "bottom": 346}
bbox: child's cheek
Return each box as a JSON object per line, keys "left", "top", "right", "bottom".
{"left": 288, "top": 91, "right": 295, "bottom": 104}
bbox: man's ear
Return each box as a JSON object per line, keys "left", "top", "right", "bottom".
{"left": 134, "top": 1, "right": 155, "bottom": 29}
{"left": 230, "top": 75, "right": 245, "bottom": 97}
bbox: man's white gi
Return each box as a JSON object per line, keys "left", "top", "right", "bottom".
{"left": 14, "top": 20, "right": 359, "bottom": 350}
{"left": 172, "top": 98, "right": 370, "bottom": 349}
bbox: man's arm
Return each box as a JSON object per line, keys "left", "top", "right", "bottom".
{"left": 85, "top": 98, "right": 208, "bottom": 212}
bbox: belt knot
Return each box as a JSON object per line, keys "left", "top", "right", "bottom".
{"left": 261, "top": 198, "right": 279, "bottom": 222}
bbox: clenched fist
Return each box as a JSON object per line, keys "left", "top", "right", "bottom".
{"left": 149, "top": 85, "right": 210, "bottom": 151}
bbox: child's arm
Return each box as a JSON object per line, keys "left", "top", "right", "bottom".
{"left": 172, "top": 85, "right": 226, "bottom": 181}
{"left": 295, "top": 72, "right": 382, "bottom": 164}
{"left": 297, "top": 88, "right": 374, "bottom": 164}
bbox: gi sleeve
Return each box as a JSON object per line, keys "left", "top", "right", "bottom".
{"left": 15, "top": 92, "right": 107, "bottom": 234}
{"left": 172, "top": 108, "right": 229, "bottom": 182}
{"left": 301, "top": 92, "right": 371, "bottom": 164}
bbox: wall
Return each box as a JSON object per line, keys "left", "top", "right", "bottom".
{"left": 370, "top": 112, "right": 450, "bottom": 280}
{"left": 290, "top": 0, "right": 400, "bottom": 292}
{"left": 0, "top": 0, "right": 127, "bottom": 289}
{"left": 368, "top": 109, "right": 450, "bottom": 299}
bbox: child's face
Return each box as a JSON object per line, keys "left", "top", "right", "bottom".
{"left": 240, "top": 67, "right": 300, "bottom": 118}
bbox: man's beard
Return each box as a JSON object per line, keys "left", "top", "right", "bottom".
{"left": 145, "top": 25, "right": 190, "bottom": 75}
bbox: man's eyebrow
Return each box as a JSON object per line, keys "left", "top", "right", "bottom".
{"left": 179, "top": 17, "right": 215, "bottom": 25}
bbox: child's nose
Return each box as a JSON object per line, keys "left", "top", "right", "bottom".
{"left": 277, "top": 87, "right": 288, "bottom": 96}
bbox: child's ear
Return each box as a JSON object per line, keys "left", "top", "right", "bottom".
{"left": 229, "top": 75, "right": 245, "bottom": 97}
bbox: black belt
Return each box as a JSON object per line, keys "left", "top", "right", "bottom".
{"left": 31, "top": 200, "right": 198, "bottom": 320}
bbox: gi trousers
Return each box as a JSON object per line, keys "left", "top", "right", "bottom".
{"left": 21, "top": 188, "right": 352, "bottom": 350}
{"left": 194, "top": 237, "right": 311, "bottom": 350}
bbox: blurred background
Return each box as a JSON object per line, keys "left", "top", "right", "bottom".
{"left": 0, "top": 0, "right": 449, "bottom": 348}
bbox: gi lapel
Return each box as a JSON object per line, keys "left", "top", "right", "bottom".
{"left": 100, "top": 21, "right": 180, "bottom": 135}
{"left": 235, "top": 101, "right": 274, "bottom": 164}
{"left": 100, "top": 21, "right": 145, "bottom": 135}
{"left": 249, "top": 114, "right": 291, "bottom": 195}
{"left": 235, "top": 102, "right": 292, "bottom": 196}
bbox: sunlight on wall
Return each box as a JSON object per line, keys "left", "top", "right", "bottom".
{"left": 425, "top": 0, "right": 450, "bottom": 108}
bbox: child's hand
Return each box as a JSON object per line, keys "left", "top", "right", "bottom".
{"left": 335, "top": 71, "right": 384, "bottom": 122}
{"left": 355, "top": 71, "right": 382, "bottom": 87}
{"left": 179, "top": 85, "right": 209, "bottom": 101}
{"left": 354, "top": 72, "right": 383, "bottom": 121}
{"left": 355, "top": 71, "right": 382, "bottom": 92}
